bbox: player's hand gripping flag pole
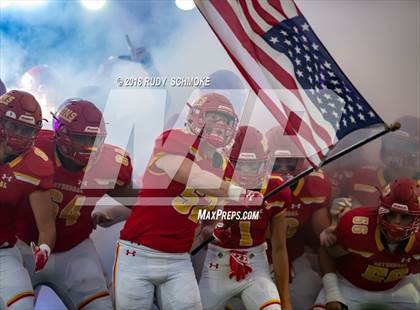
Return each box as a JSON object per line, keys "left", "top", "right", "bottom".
{"left": 191, "top": 0, "right": 397, "bottom": 255}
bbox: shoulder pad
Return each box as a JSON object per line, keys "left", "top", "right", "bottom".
{"left": 303, "top": 172, "right": 332, "bottom": 197}
{"left": 154, "top": 129, "right": 201, "bottom": 157}
{"left": 24, "top": 147, "right": 54, "bottom": 178}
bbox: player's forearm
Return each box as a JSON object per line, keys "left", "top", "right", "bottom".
{"left": 156, "top": 155, "right": 244, "bottom": 201}
{"left": 272, "top": 248, "right": 292, "bottom": 308}
{"left": 29, "top": 190, "right": 56, "bottom": 249}
{"left": 319, "top": 246, "right": 337, "bottom": 276}
{"left": 37, "top": 224, "right": 56, "bottom": 250}
{"left": 107, "top": 182, "right": 139, "bottom": 208}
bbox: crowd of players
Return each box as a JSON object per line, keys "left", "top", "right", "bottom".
{"left": 0, "top": 77, "right": 419, "bottom": 310}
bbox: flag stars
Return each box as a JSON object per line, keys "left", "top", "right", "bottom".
{"left": 317, "top": 97, "right": 323, "bottom": 104}
{"left": 331, "top": 80, "right": 339, "bottom": 85}
{"left": 368, "top": 111, "right": 375, "bottom": 118}
{"left": 301, "top": 36, "right": 308, "bottom": 43}
{"left": 327, "top": 71, "right": 335, "bottom": 77}
{"left": 334, "top": 88, "right": 342, "bottom": 94}
{"left": 296, "top": 70, "right": 304, "bottom": 77}
{"left": 308, "top": 76, "right": 313, "bottom": 84}
{"left": 270, "top": 36, "right": 279, "bottom": 44}
{"left": 284, "top": 39, "right": 292, "bottom": 46}
{"left": 302, "top": 23, "right": 310, "bottom": 31}
{"left": 295, "top": 58, "right": 302, "bottom": 65}
{"left": 324, "top": 61, "right": 332, "bottom": 69}
{"left": 303, "top": 44, "right": 309, "bottom": 51}
{"left": 293, "top": 26, "right": 299, "bottom": 33}
{"left": 327, "top": 103, "right": 335, "bottom": 108}
{"left": 346, "top": 95, "right": 353, "bottom": 102}
{"left": 312, "top": 42, "right": 319, "bottom": 50}
{"left": 348, "top": 105, "right": 354, "bottom": 113}
{"left": 295, "top": 46, "right": 301, "bottom": 54}
{"left": 320, "top": 107, "right": 327, "bottom": 114}
{"left": 343, "top": 119, "right": 348, "bottom": 127}
{"left": 356, "top": 103, "right": 364, "bottom": 111}
{"left": 332, "top": 111, "right": 339, "bottom": 118}
{"left": 293, "top": 35, "right": 299, "bottom": 42}
{"left": 358, "top": 113, "right": 365, "bottom": 121}
{"left": 350, "top": 116, "right": 356, "bottom": 123}
{"left": 280, "top": 30, "right": 288, "bottom": 36}
{"left": 338, "top": 97, "right": 345, "bottom": 104}
{"left": 309, "top": 89, "right": 316, "bottom": 95}
{"left": 304, "top": 54, "right": 311, "bottom": 62}
{"left": 288, "top": 50, "right": 293, "bottom": 57}
{"left": 323, "top": 93, "right": 332, "bottom": 100}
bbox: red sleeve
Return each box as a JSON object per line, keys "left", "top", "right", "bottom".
{"left": 116, "top": 152, "right": 133, "bottom": 187}
{"left": 25, "top": 147, "right": 54, "bottom": 190}
{"left": 349, "top": 166, "right": 382, "bottom": 205}
{"left": 265, "top": 175, "right": 291, "bottom": 217}
{"left": 303, "top": 172, "right": 332, "bottom": 211}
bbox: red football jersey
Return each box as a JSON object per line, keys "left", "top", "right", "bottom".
{"left": 216, "top": 175, "right": 291, "bottom": 249}
{"left": 120, "top": 129, "right": 234, "bottom": 253}
{"left": 16, "top": 130, "right": 132, "bottom": 252}
{"left": 348, "top": 166, "right": 388, "bottom": 206}
{"left": 285, "top": 170, "right": 331, "bottom": 261}
{"left": 336, "top": 207, "right": 420, "bottom": 291}
{"left": 0, "top": 147, "right": 53, "bottom": 247}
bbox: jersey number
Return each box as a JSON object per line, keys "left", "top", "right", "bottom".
{"left": 239, "top": 221, "right": 253, "bottom": 247}
{"left": 361, "top": 265, "right": 408, "bottom": 283}
{"left": 172, "top": 188, "right": 217, "bottom": 223}
{"left": 50, "top": 189, "right": 85, "bottom": 226}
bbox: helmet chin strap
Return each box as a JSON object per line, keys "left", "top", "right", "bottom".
{"left": 56, "top": 145, "right": 86, "bottom": 171}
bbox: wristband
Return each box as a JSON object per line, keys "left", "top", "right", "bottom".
{"left": 322, "top": 273, "right": 345, "bottom": 304}
{"left": 38, "top": 244, "right": 51, "bottom": 256}
{"left": 228, "top": 185, "right": 246, "bottom": 201}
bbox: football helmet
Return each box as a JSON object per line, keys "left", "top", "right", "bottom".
{"left": 53, "top": 99, "right": 106, "bottom": 166}
{"left": 265, "top": 126, "right": 306, "bottom": 178}
{"left": 229, "top": 126, "right": 269, "bottom": 189}
{"left": 186, "top": 93, "right": 238, "bottom": 148}
{"left": 380, "top": 115, "right": 419, "bottom": 173}
{"left": 0, "top": 90, "right": 42, "bottom": 154}
{"left": 378, "top": 178, "right": 420, "bottom": 241}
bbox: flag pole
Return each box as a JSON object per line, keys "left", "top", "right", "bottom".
{"left": 191, "top": 122, "right": 400, "bottom": 255}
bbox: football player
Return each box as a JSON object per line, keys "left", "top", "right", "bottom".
{"left": 15, "top": 98, "right": 136, "bottom": 310}
{"left": 198, "top": 126, "right": 292, "bottom": 310}
{"left": 314, "top": 178, "right": 420, "bottom": 310}
{"left": 0, "top": 90, "right": 56, "bottom": 309}
{"left": 347, "top": 115, "right": 419, "bottom": 207}
{"left": 265, "top": 126, "right": 333, "bottom": 310}
{"left": 114, "top": 93, "right": 264, "bottom": 310}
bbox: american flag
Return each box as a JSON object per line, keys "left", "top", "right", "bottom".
{"left": 194, "top": 0, "right": 385, "bottom": 166}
